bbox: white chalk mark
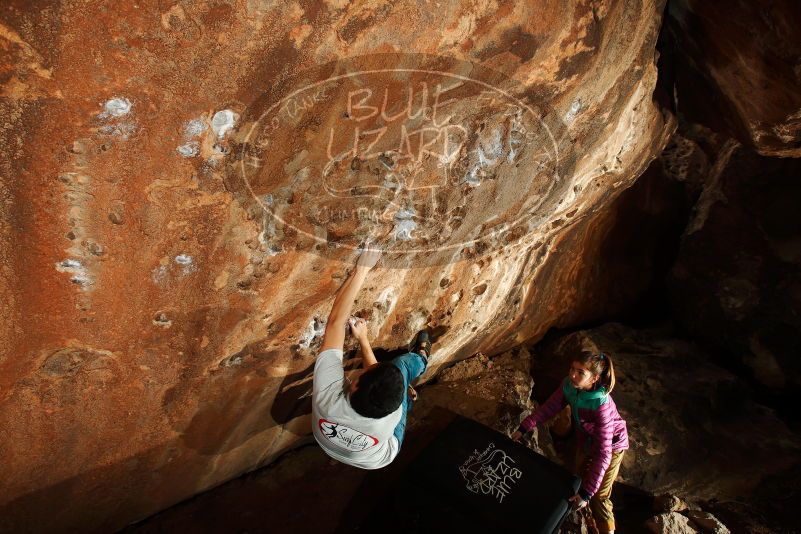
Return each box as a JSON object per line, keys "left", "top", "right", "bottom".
{"left": 152, "top": 265, "right": 168, "bottom": 285}
{"left": 177, "top": 141, "right": 200, "bottom": 157}
{"left": 101, "top": 97, "right": 132, "bottom": 118}
{"left": 393, "top": 209, "right": 417, "bottom": 241}
{"left": 184, "top": 118, "right": 207, "bottom": 138}
{"left": 211, "top": 109, "right": 239, "bottom": 139}
{"left": 298, "top": 317, "right": 326, "bottom": 348}
{"left": 59, "top": 259, "right": 82, "bottom": 269}
{"left": 99, "top": 122, "right": 136, "bottom": 139}
{"left": 564, "top": 99, "right": 582, "bottom": 124}
{"left": 56, "top": 258, "right": 94, "bottom": 289}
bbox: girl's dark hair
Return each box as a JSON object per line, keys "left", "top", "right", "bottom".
{"left": 577, "top": 342, "right": 616, "bottom": 393}
{"left": 349, "top": 363, "right": 404, "bottom": 418}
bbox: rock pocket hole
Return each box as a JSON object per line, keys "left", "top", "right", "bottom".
{"left": 153, "top": 312, "right": 172, "bottom": 328}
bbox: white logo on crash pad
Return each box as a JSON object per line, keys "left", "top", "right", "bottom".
{"left": 319, "top": 419, "right": 378, "bottom": 451}
{"left": 459, "top": 442, "right": 522, "bottom": 503}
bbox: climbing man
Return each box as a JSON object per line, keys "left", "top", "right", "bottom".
{"left": 312, "top": 247, "right": 431, "bottom": 469}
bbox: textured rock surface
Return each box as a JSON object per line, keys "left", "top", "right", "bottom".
{"left": 409, "top": 347, "right": 535, "bottom": 434}
{"left": 653, "top": 493, "right": 692, "bottom": 514}
{"left": 666, "top": 0, "right": 801, "bottom": 156}
{"left": 0, "top": 1, "right": 672, "bottom": 531}
{"left": 531, "top": 323, "right": 801, "bottom": 502}
{"left": 667, "top": 135, "right": 801, "bottom": 393}
{"left": 645, "top": 512, "right": 699, "bottom": 534}
{"left": 685, "top": 510, "right": 730, "bottom": 534}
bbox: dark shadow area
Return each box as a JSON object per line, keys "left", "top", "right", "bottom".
{"left": 126, "top": 408, "right": 457, "bottom": 534}
{"left": 610, "top": 483, "right": 655, "bottom": 534}
{"left": 162, "top": 343, "right": 288, "bottom": 456}
{"left": 666, "top": 152, "right": 801, "bottom": 429}
{"left": 704, "top": 462, "right": 801, "bottom": 534}
{"left": 270, "top": 360, "right": 315, "bottom": 425}
{"left": 338, "top": 410, "right": 579, "bottom": 534}
{"left": 0, "top": 442, "right": 192, "bottom": 534}
{"left": 662, "top": 1, "right": 748, "bottom": 147}
{"left": 602, "top": 163, "right": 693, "bottom": 328}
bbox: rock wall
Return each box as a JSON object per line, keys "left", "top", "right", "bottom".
{"left": 667, "top": 132, "right": 801, "bottom": 393}
{"left": 0, "top": 1, "right": 672, "bottom": 531}
{"left": 666, "top": 0, "right": 801, "bottom": 157}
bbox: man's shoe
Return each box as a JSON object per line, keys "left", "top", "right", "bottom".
{"left": 410, "top": 330, "right": 432, "bottom": 360}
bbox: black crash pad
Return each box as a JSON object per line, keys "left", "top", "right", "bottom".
{"left": 359, "top": 415, "right": 581, "bottom": 533}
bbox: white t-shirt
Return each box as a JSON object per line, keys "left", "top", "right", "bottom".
{"left": 311, "top": 348, "right": 402, "bottom": 469}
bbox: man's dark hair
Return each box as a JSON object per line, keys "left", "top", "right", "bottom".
{"left": 349, "top": 363, "right": 404, "bottom": 418}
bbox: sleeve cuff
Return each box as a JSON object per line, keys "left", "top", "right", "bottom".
{"left": 578, "top": 488, "right": 592, "bottom": 501}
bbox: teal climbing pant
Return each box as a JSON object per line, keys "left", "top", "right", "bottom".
{"left": 390, "top": 352, "right": 428, "bottom": 445}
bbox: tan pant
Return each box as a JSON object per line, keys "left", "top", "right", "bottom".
{"left": 576, "top": 448, "right": 625, "bottom": 533}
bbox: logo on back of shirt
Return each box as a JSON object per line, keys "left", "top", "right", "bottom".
{"left": 319, "top": 419, "right": 379, "bottom": 452}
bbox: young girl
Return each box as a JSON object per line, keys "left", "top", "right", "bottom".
{"left": 511, "top": 349, "right": 628, "bottom": 534}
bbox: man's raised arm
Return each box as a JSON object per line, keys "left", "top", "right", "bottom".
{"left": 319, "top": 248, "right": 381, "bottom": 352}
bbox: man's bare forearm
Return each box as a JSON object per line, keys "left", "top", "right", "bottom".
{"left": 320, "top": 249, "right": 380, "bottom": 352}
{"left": 357, "top": 337, "right": 377, "bottom": 367}
{"left": 328, "top": 266, "right": 369, "bottom": 326}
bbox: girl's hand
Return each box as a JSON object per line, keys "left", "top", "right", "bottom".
{"left": 356, "top": 246, "right": 382, "bottom": 270}
{"left": 568, "top": 494, "right": 588, "bottom": 510}
{"left": 348, "top": 317, "right": 369, "bottom": 341}
{"left": 510, "top": 430, "right": 523, "bottom": 442}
